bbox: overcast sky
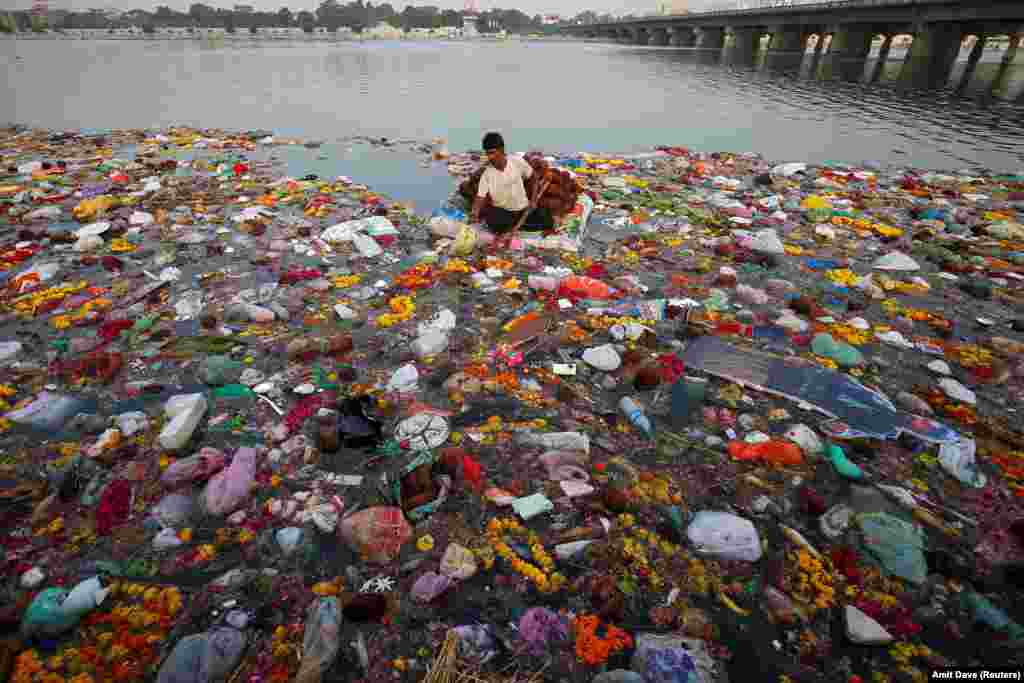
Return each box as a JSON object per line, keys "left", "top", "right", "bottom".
{"left": 11, "top": 0, "right": 724, "bottom": 19}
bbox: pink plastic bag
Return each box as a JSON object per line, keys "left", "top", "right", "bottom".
{"left": 201, "top": 447, "right": 258, "bottom": 516}
{"left": 339, "top": 506, "right": 412, "bottom": 564}
{"left": 161, "top": 447, "right": 227, "bottom": 487}
{"left": 411, "top": 571, "right": 453, "bottom": 603}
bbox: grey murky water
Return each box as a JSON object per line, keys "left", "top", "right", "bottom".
{"left": 2, "top": 38, "right": 1022, "bottom": 181}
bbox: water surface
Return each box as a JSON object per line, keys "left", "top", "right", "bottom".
{"left": 2, "top": 39, "right": 1022, "bottom": 203}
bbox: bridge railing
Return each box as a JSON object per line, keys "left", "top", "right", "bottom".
{"left": 559, "top": 0, "right": 960, "bottom": 28}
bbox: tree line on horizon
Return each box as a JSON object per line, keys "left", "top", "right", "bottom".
{"left": 0, "top": 2, "right": 621, "bottom": 34}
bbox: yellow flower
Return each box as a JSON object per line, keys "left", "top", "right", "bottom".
{"left": 417, "top": 534, "right": 435, "bottom": 552}
{"left": 825, "top": 269, "right": 861, "bottom": 287}
{"left": 312, "top": 581, "right": 340, "bottom": 596}
{"left": 110, "top": 238, "right": 136, "bottom": 252}
{"left": 178, "top": 528, "right": 193, "bottom": 543}
{"left": 269, "top": 474, "right": 282, "bottom": 488}
{"left": 52, "top": 315, "right": 72, "bottom": 330}
{"left": 332, "top": 274, "right": 362, "bottom": 288}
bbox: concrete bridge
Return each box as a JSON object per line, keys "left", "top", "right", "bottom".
{"left": 558, "top": 0, "right": 1024, "bottom": 91}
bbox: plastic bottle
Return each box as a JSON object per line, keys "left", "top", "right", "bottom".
{"left": 619, "top": 397, "right": 653, "bottom": 438}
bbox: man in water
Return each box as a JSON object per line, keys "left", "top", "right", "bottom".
{"left": 469, "top": 131, "right": 554, "bottom": 236}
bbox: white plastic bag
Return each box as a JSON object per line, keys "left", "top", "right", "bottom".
{"left": 687, "top": 511, "right": 762, "bottom": 562}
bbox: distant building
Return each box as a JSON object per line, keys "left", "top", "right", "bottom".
{"left": 658, "top": 0, "right": 689, "bottom": 14}
{"left": 363, "top": 21, "right": 402, "bottom": 39}
{"left": 462, "top": 11, "right": 478, "bottom": 37}
{"left": 541, "top": 14, "right": 561, "bottom": 24}
{"left": 233, "top": 4, "right": 254, "bottom": 13}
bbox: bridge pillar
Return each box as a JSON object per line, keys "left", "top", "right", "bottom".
{"left": 899, "top": 22, "right": 963, "bottom": 89}
{"left": 635, "top": 27, "right": 650, "bottom": 45}
{"left": 695, "top": 26, "right": 725, "bottom": 50}
{"left": 956, "top": 35, "right": 986, "bottom": 90}
{"left": 669, "top": 26, "right": 696, "bottom": 47}
{"left": 869, "top": 34, "right": 894, "bottom": 82}
{"left": 819, "top": 25, "right": 873, "bottom": 81}
{"left": 727, "top": 26, "right": 760, "bottom": 65}
{"left": 765, "top": 26, "right": 807, "bottom": 70}
{"left": 993, "top": 33, "right": 1022, "bottom": 98}
{"left": 650, "top": 27, "right": 670, "bottom": 46}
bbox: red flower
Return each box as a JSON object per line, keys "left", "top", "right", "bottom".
{"left": 96, "top": 480, "right": 132, "bottom": 536}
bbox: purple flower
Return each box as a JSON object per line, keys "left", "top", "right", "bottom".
{"left": 518, "top": 607, "right": 568, "bottom": 655}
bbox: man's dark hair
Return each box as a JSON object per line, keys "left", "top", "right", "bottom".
{"left": 482, "top": 132, "right": 504, "bottom": 151}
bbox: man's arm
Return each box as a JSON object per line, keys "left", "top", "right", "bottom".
{"left": 470, "top": 195, "right": 486, "bottom": 223}
{"left": 470, "top": 171, "right": 489, "bottom": 223}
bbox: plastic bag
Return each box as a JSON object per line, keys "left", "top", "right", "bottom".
{"left": 518, "top": 608, "right": 568, "bottom": 655}
{"left": 21, "top": 578, "right": 110, "bottom": 638}
{"left": 558, "top": 275, "right": 617, "bottom": 300}
{"left": 294, "top": 597, "right": 341, "bottom": 683}
{"left": 856, "top": 512, "right": 927, "bottom": 585}
{"left": 21, "top": 588, "right": 76, "bottom": 638}
{"left": 157, "top": 627, "right": 246, "bottom": 683}
{"left": 686, "top": 511, "right": 762, "bottom": 562}
{"left": 161, "top": 447, "right": 228, "bottom": 487}
{"left": 201, "top": 447, "right": 258, "bottom": 516}
{"left": 645, "top": 648, "right": 702, "bottom": 683}
{"left": 452, "top": 624, "right": 498, "bottom": 664}
{"left": 158, "top": 393, "right": 208, "bottom": 451}
{"left": 339, "top": 506, "right": 412, "bottom": 564}
{"left": 5, "top": 392, "right": 85, "bottom": 432}
{"left": 938, "top": 438, "right": 987, "bottom": 488}
{"left": 150, "top": 492, "right": 198, "bottom": 527}
{"left": 411, "top": 571, "right": 453, "bottom": 603}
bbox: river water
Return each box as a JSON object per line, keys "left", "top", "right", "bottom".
{"left": 2, "top": 38, "right": 1022, "bottom": 207}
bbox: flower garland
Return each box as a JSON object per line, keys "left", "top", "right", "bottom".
{"left": 830, "top": 215, "right": 903, "bottom": 238}
{"left": 332, "top": 274, "right": 362, "bottom": 289}
{"left": 12, "top": 584, "right": 183, "bottom": 683}
{"left": 787, "top": 549, "right": 835, "bottom": 611}
{"left": 11, "top": 280, "right": 88, "bottom": 317}
{"left": 485, "top": 517, "right": 565, "bottom": 593}
{"left": 376, "top": 295, "right": 415, "bottom": 328}
{"left": 573, "top": 614, "right": 633, "bottom": 666}
{"left": 444, "top": 258, "right": 471, "bottom": 274}
{"left": 395, "top": 264, "right": 435, "bottom": 290}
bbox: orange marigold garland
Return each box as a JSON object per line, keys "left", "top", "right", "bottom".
{"left": 573, "top": 614, "right": 633, "bottom": 666}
